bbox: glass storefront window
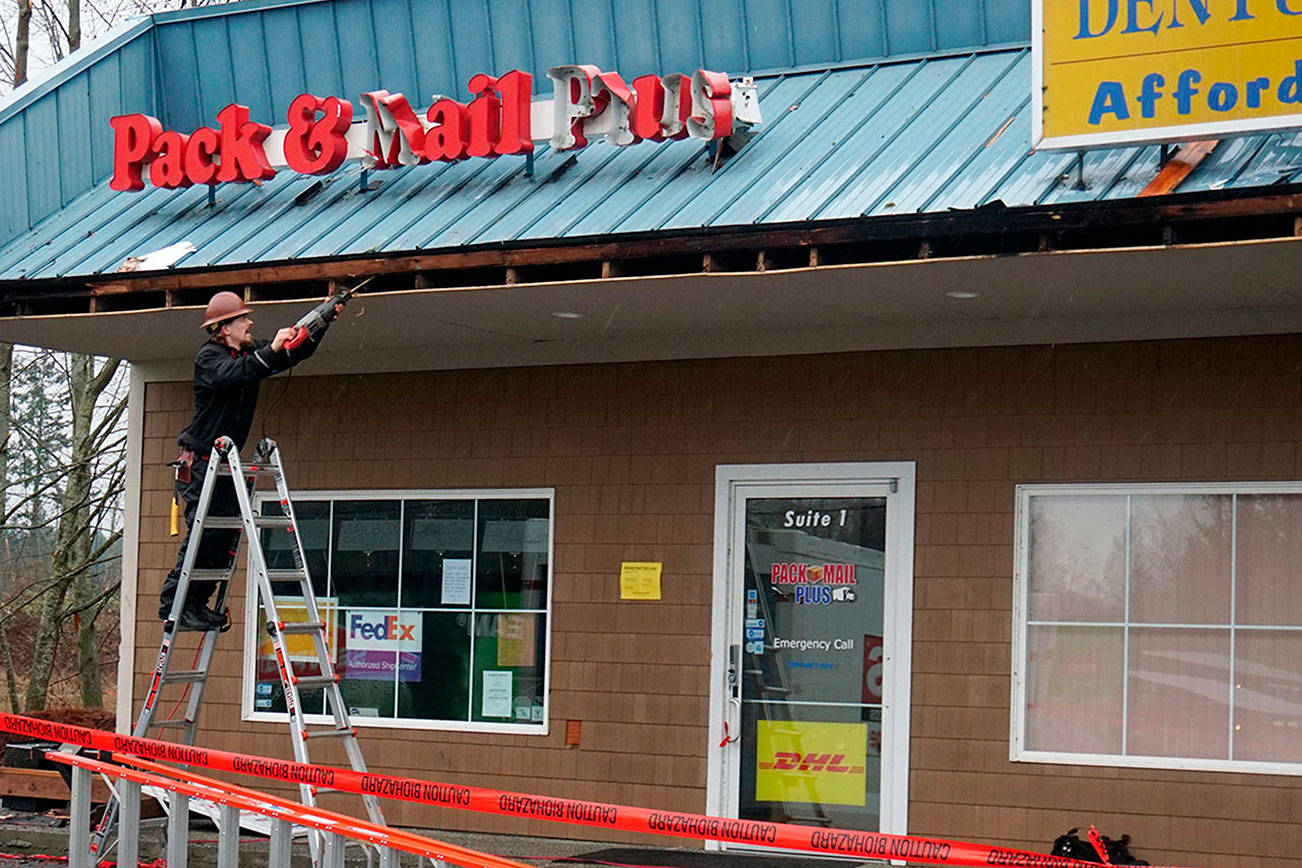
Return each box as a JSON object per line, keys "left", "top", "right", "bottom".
{"left": 1015, "top": 484, "right": 1302, "bottom": 774}
{"left": 246, "top": 490, "right": 552, "bottom": 733}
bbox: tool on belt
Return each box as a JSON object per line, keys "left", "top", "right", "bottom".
{"left": 169, "top": 449, "right": 198, "bottom": 536}
{"left": 283, "top": 276, "right": 373, "bottom": 350}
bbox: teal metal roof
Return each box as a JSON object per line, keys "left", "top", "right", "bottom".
{"left": 3, "top": 45, "right": 1302, "bottom": 283}
{"left": 0, "top": 0, "right": 1032, "bottom": 252}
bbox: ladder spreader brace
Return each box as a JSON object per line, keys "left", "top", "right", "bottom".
{"left": 90, "top": 435, "right": 385, "bottom": 865}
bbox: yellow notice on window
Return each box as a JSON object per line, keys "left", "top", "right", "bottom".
{"left": 755, "top": 720, "right": 867, "bottom": 807}
{"left": 497, "top": 614, "right": 537, "bottom": 668}
{"left": 619, "top": 562, "right": 662, "bottom": 600}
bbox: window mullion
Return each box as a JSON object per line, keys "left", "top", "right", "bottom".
{"left": 1228, "top": 494, "right": 1238, "bottom": 761}
{"left": 1122, "top": 494, "right": 1131, "bottom": 757}
{"left": 394, "top": 499, "right": 405, "bottom": 719}
{"left": 467, "top": 498, "right": 479, "bottom": 724}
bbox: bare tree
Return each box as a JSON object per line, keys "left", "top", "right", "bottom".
{"left": 12, "top": 0, "right": 32, "bottom": 85}
{"left": 21, "top": 353, "right": 123, "bottom": 711}
{"left": 0, "top": 348, "right": 124, "bottom": 713}
{"left": 0, "top": 342, "right": 19, "bottom": 713}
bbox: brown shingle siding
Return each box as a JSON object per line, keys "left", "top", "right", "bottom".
{"left": 131, "top": 334, "right": 1302, "bottom": 865}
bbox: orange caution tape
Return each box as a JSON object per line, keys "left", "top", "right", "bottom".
{"left": 45, "top": 750, "right": 531, "bottom": 868}
{"left": 0, "top": 714, "right": 1184, "bottom": 868}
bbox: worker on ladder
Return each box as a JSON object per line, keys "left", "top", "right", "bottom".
{"left": 159, "top": 290, "right": 342, "bottom": 631}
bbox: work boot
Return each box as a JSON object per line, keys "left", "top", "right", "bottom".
{"left": 199, "top": 605, "right": 230, "bottom": 631}
{"left": 176, "top": 607, "right": 217, "bottom": 632}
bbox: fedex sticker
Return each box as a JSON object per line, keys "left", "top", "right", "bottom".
{"left": 343, "top": 610, "right": 422, "bottom": 682}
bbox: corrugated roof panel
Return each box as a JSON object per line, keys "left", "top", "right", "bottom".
{"left": 981, "top": 147, "right": 1079, "bottom": 208}
{"left": 738, "top": 63, "right": 920, "bottom": 224}
{"left": 24, "top": 100, "right": 63, "bottom": 221}
{"left": 226, "top": 14, "right": 275, "bottom": 112}
{"left": 495, "top": 145, "right": 672, "bottom": 243}
{"left": 56, "top": 74, "right": 95, "bottom": 206}
{"left": 708, "top": 67, "right": 889, "bottom": 226}
{"left": 4, "top": 181, "right": 131, "bottom": 277}
{"left": 1039, "top": 145, "right": 1149, "bottom": 205}
{"left": 590, "top": 72, "right": 843, "bottom": 233}
{"left": 196, "top": 178, "right": 339, "bottom": 266}
{"left": 1215, "top": 131, "right": 1302, "bottom": 189}
{"left": 1183, "top": 135, "right": 1271, "bottom": 192}
{"left": 1095, "top": 146, "right": 1164, "bottom": 200}
{"left": 288, "top": 166, "right": 472, "bottom": 259}
{"left": 744, "top": 0, "right": 797, "bottom": 70}
{"left": 884, "top": 0, "right": 938, "bottom": 55}
{"left": 262, "top": 6, "right": 310, "bottom": 115}
{"left": 765, "top": 58, "right": 965, "bottom": 223}
{"left": 191, "top": 18, "right": 237, "bottom": 121}
{"left": 479, "top": 147, "right": 642, "bottom": 245}
{"left": 912, "top": 105, "right": 1030, "bottom": 211}
{"left": 435, "top": 152, "right": 599, "bottom": 247}
{"left": 87, "top": 54, "right": 124, "bottom": 185}
{"left": 0, "top": 119, "right": 31, "bottom": 242}
{"left": 561, "top": 136, "right": 729, "bottom": 238}
{"left": 60, "top": 184, "right": 252, "bottom": 275}
{"left": 881, "top": 53, "right": 1030, "bottom": 214}
{"left": 6, "top": 45, "right": 1302, "bottom": 282}
{"left": 857, "top": 52, "right": 1025, "bottom": 218}
{"left": 818, "top": 54, "right": 1006, "bottom": 219}
{"left": 377, "top": 159, "right": 517, "bottom": 253}
{"left": 597, "top": 76, "right": 820, "bottom": 232}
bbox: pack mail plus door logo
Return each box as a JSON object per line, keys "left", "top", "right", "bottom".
{"left": 771, "top": 562, "right": 858, "bottom": 604}
{"left": 343, "top": 610, "right": 422, "bottom": 682}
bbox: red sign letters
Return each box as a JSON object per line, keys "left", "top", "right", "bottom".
{"left": 110, "top": 66, "right": 751, "bottom": 192}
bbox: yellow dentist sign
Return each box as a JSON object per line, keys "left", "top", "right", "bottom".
{"left": 1035, "top": 0, "right": 1302, "bottom": 149}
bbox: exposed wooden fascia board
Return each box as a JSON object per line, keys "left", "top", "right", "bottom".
{"left": 48, "top": 189, "right": 1302, "bottom": 300}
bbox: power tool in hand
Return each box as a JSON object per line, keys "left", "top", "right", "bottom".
{"left": 284, "top": 276, "right": 373, "bottom": 350}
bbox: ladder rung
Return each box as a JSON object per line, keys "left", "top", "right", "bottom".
{"left": 216, "top": 466, "right": 281, "bottom": 478}
{"left": 303, "top": 727, "right": 356, "bottom": 740}
{"left": 161, "top": 670, "right": 207, "bottom": 685}
{"left": 265, "top": 569, "right": 306, "bottom": 581}
{"left": 201, "top": 515, "right": 292, "bottom": 530}
{"left": 292, "top": 675, "right": 339, "bottom": 688}
{"left": 186, "top": 568, "right": 231, "bottom": 581}
{"left": 277, "top": 621, "right": 326, "bottom": 635}
{"left": 256, "top": 516, "right": 293, "bottom": 529}
{"left": 201, "top": 517, "right": 244, "bottom": 530}
{"left": 149, "top": 719, "right": 193, "bottom": 729}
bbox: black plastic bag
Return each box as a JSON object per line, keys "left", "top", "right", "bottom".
{"left": 1050, "top": 828, "right": 1149, "bottom": 865}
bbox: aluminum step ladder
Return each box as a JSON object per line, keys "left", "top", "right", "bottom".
{"left": 90, "top": 435, "right": 385, "bottom": 865}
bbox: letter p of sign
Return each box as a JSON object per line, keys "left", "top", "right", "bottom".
{"left": 110, "top": 114, "right": 163, "bottom": 191}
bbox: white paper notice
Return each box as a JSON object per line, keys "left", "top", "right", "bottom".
{"left": 482, "top": 671, "right": 513, "bottom": 718}
{"left": 441, "top": 558, "right": 472, "bottom": 605}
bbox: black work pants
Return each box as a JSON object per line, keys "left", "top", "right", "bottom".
{"left": 158, "top": 456, "right": 243, "bottom": 619}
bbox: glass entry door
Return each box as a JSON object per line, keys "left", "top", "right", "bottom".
{"left": 709, "top": 465, "right": 915, "bottom": 844}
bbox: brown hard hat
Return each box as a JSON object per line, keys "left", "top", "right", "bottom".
{"left": 202, "top": 291, "right": 251, "bottom": 329}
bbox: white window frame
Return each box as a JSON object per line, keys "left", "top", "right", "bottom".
{"left": 241, "top": 487, "right": 554, "bottom": 736}
{"left": 1012, "top": 481, "right": 1302, "bottom": 776}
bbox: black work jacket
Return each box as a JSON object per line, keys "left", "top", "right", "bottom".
{"left": 177, "top": 330, "right": 324, "bottom": 453}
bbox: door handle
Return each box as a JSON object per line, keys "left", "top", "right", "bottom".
{"left": 720, "top": 644, "right": 741, "bottom": 746}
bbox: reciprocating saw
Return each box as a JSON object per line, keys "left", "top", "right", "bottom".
{"left": 283, "top": 276, "right": 373, "bottom": 350}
